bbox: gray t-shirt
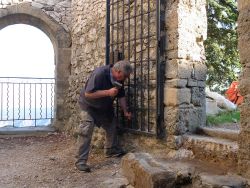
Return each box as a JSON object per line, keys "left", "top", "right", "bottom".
{"left": 79, "top": 65, "right": 125, "bottom": 113}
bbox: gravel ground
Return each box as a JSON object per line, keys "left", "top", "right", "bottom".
{"left": 0, "top": 133, "right": 126, "bottom": 188}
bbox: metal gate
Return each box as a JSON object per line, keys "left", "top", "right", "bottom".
{"left": 106, "top": 0, "right": 166, "bottom": 138}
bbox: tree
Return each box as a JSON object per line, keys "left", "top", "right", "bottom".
{"left": 205, "top": 0, "right": 240, "bottom": 93}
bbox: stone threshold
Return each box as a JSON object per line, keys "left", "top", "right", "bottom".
{"left": 197, "top": 126, "right": 239, "bottom": 141}
{"left": 121, "top": 152, "right": 249, "bottom": 188}
{"left": 0, "top": 126, "right": 55, "bottom": 136}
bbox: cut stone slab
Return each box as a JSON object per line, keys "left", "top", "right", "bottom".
{"left": 197, "top": 127, "right": 239, "bottom": 141}
{"left": 121, "top": 153, "right": 195, "bottom": 188}
{"left": 121, "top": 153, "right": 249, "bottom": 188}
{"left": 0, "top": 126, "right": 55, "bottom": 136}
{"left": 99, "top": 177, "right": 130, "bottom": 188}
{"left": 183, "top": 134, "right": 238, "bottom": 167}
{"left": 193, "top": 173, "right": 248, "bottom": 188}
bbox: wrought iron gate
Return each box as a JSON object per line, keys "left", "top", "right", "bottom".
{"left": 106, "top": 0, "right": 166, "bottom": 137}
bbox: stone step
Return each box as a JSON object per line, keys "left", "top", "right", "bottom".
{"left": 0, "top": 126, "right": 56, "bottom": 137}
{"left": 182, "top": 134, "right": 238, "bottom": 167}
{"left": 197, "top": 126, "right": 239, "bottom": 141}
{"left": 121, "top": 152, "right": 249, "bottom": 188}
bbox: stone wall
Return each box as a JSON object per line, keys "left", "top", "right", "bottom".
{"left": 66, "top": 0, "right": 207, "bottom": 148}
{"left": 65, "top": 0, "right": 106, "bottom": 134}
{"left": 237, "top": 0, "right": 250, "bottom": 178}
{"left": 0, "top": 0, "right": 71, "bottom": 32}
{"left": 1, "top": 0, "right": 207, "bottom": 150}
{"left": 164, "top": 0, "right": 207, "bottom": 146}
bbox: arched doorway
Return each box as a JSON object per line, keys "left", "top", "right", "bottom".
{"left": 0, "top": 3, "right": 71, "bottom": 128}
{"left": 0, "top": 24, "right": 55, "bottom": 127}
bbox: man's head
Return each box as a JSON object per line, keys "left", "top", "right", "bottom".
{"left": 112, "top": 60, "right": 133, "bottom": 81}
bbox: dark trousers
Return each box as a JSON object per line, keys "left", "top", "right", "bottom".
{"left": 76, "top": 110, "right": 118, "bottom": 165}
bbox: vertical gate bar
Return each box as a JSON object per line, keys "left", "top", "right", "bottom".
{"left": 46, "top": 84, "right": 48, "bottom": 119}
{"left": 50, "top": 84, "right": 53, "bottom": 119}
{"left": 127, "top": 0, "right": 131, "bottom": 127}
{"left": 156, "top": 0, "right": 160, "bottom": 137}
{"left": 133, "top": 0, "right": 137, "bottom": 128}
{"left": 35, "top": 84, "right": 37, "bottom": 127}
{"left": 140, "top": 0, "right": 144, "bottom": 131}
{"left": 111, "top": 0, "right": 114, "bottom": 59}
{"left": 40, "top": 83, "right": 43, "bottom": 119}
{"left": 12, "top": 83, "right": 14, "bottom": 126}
{"left": 117, "top": 0, "right": 119, "bottom": 50}
{"left": 122, "top": 0, "right": 126, "bottom": 127}
{"left": 7, "top": 83, "right": 9, "bottom": 120}
{"left": 106, "top": 0, "right": 111, "bottom": 65}
{"left": 116, "top": 0, "right": 120, "bottom": 122}
{"left": 122, "top": 0, "right": 125, "bottom": 54}
{"left": 24, "top": 83, "right": 26, "bottom": 120}
{"left": 0, "top": 83, "right": 2, "bottom": 120}
{"left": 156, "top": 0, "right": 166, "bottom": 138}
{"left": 18, "top": 83, "right": 21, "bottom": 120}
{"left": 147, "top": 0, "right": 150, "bottom": 132}
{"left": 29, "top": 83, "right": 32, "bottom": 119}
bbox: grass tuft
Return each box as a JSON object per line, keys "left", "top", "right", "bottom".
{"left": 206, "top": 110, "right": 240, "bottom": 125}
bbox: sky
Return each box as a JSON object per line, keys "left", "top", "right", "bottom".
{"left": 0, "top": 24, "right": 55, "bottom": 78}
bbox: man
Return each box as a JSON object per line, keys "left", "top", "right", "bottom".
{"left": 76, "top": 60, "right": 133, "bottom": 172}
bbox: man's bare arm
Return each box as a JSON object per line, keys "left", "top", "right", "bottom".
{"left": 85, "top": 88, "right": 118, "bottom": 99}
{"left": 118, "top": 97, "right": 132, "bottom": 120}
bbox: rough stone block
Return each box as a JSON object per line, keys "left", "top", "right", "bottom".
{"left": 191, "top": 87, "right": 205, "bottom": 106}
{"left": 187, "top": 79, "right": 197, "bottom": 87}
{"left": 121, "top": 153, "right": 194, "bottom": 188}
{"left": 238, "top": 1, "right": 250, "bottom": 11}
{"left": 197, "top": 80, "right": 206, "bottom": 87}
{"left": 164, "top": 107, "right": 187, "bottom": 135}
{"left": 193, "top": 174, "right": 248, "bottom": 188}
{"left": 165, "top": 59, "right": 193, "bottom": 79}
{"left": 183, "top": 134, "right": 239, "bottom": 167}
{"left": 165, "top": 60, "right": 178, "bottom": 78}
{"left": 164, "top": 88, "right": 191, "bottom": 106}
{"left": 194, "top": 62, "right": 207, "bottom": 81}
{"left": 165, "top": 79, "right": 187, "bottom": 88}
{"left": 239, "top": 113, "right": 250, "bottom": 131}
{"left": 181, "top": 107, "right": 205, "bottom": 132}
{"left": 31, "top": 2, "right": 44, "bottom": 9}
{"left": 121, "top": 153, "right": 176, "bottom": 188}
{"left": 242, "top": 67, "right": 250, "bottom": 79}
{"left": 56, "top": 48, "right": 71, "bottom": 79}
{"left": 238, "top": 159, "right": 250, "bottom": 179}
{"left": 238, "top": 131, "right": 250, "bottom": 151}
{"left": 164, "top": 105, "right": 205, "bottom": 135}
{"left": 239, "top": 79, "right": 250, "bottom": 95}
{"left": 166, "top": 135, "right": 184, "bottom": 149}
{"left": 100, "top": 177, "right": 130, "bottom": 188}
{"left": 164, "top": 107, "right": 179, "bottom": 135}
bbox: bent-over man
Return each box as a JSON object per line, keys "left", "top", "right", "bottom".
{"left": 76, "top": 60, "right": 132, "bottom": 172}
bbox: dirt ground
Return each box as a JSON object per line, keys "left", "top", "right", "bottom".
{"left": 0, "top": 133, "right": 125, "bottom": 188}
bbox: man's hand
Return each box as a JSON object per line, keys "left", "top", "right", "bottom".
{"left": 107, "top": 87, "right": 119, "bottom": 97}
{"left": 124, "top": 111, "right": 132, "bottom": 120}
{"left": 85, "top": 87, "right": 118, "bottom": 99}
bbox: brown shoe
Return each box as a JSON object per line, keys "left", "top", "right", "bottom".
{"left": 75, "top": 162, "right": 91, "bottom": 172}
{"left": 105, "top": 147, "right": 127, "bottom": 158}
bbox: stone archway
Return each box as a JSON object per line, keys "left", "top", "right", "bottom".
{"left": 0, "top": 3, "right": 72, "bottom": 128}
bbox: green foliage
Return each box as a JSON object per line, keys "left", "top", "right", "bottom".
{"left": 205, "top": 0, "right": 241, "bottom": 93}
{"left": 206, "top": 110, "right": 240, "bottom": 125}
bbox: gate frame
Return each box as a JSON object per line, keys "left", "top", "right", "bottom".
{"left": 105, "top": 0, "right": 166, "bottom": 138}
